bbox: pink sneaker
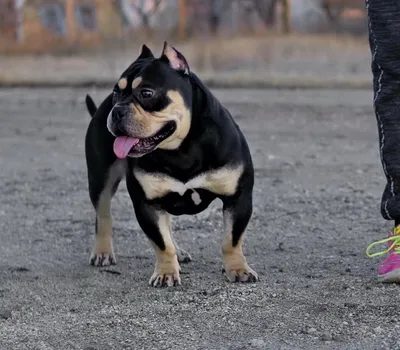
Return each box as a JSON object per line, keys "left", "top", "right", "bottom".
{"left": 366, "top": 225, "right": 400, "bottom": 282}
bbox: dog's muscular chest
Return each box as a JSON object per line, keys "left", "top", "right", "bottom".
{"left": 133, "top": 164, "right": 243, "bottom": 214}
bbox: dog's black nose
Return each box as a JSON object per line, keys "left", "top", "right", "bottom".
{"left": 112, "top": 106, "right": 125, "bottom": 121}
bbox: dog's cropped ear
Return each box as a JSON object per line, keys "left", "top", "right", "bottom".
{"left": 138, "top": 44, "right": 154, "bottom": 59}
{"left": 160, "top": 41, "right": 190, "bottom": 75}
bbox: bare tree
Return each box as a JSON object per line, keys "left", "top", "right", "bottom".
{"left": 208, "top": 0, "right": 230, "bottom": 35}
{"left": 252, "top": 0, "right": 278, "bottom": 27}
{"left": 131, "top": 0, "right": 162, "bottom": 30}
{"left": 116, "top": 0, "right": 163, "bottom": 37}
{"left": 237, "top": 0, "right": 259, "bottom": 34}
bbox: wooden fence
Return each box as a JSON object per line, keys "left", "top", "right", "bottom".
{"left": 0, "top": 0, "right": 366, "bottom": 54}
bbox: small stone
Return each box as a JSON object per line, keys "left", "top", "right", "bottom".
{"left": 320, "top": 333, "right": 332, "bottom": 341}
{"left": 374, "top": 326, "right": 383, "bottom": 334}
{"left": 344, "top": 302, "right": 357, "bottom": 308}
{"left": 342, "top": 321, "right": 349, "bottom": 326}
{"left": 0, "top": 309, "right": 12, "bottom": 319}
{"left": 248, "top": 338, "right": 266, "bottom": 347}
{"left": 307, "top": 327, "right": 317, "bottom": 334}
{"left": 11, "top": 267, "right": 30, "bottom": 273}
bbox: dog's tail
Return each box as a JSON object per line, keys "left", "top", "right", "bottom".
{"left": 85, "top": 94, "right": 97, "bottom": 118}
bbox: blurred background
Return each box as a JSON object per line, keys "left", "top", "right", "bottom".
{"left": 0, "top": 0, "right": 370, "bottom": 88}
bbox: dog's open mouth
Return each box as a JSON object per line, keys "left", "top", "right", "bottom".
{"left": 113, "top": 121, "right": 176, "bottom": 158}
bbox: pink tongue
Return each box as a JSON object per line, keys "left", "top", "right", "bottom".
{"left": 113, "top": 136, "right": 139, "bottom": 159}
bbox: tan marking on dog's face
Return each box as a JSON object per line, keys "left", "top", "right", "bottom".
{"left": 125, "top": 102, "right": 167, "bottom": 137}
{"left": 118, "top": 78, "right": 127, "bottom": 90}
{"left": 148, "top": 212, "right": 181, "bottom": 287}
{"left": 155, "top": 91, "right": 191, "bottom": 150}
{"left": 132, "top": 76, "right": 142, "bottom": 89}
{"left": 134, "top": 164, "right": 243, "bottom": 200}
{"left": 121, "top": 90, "right": 191, "bottom": 150}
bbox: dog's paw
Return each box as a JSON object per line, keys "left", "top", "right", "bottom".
{"left": 149, "top": 271, "right": 181, "bottom": 287}
{"left": 222, "top": 254, "right": 259, "bottom": 283}
{"left": 223, "top": 265, "right": 258, "bottom": 283}
{"left": 149, "top": 256, "right": 181, "bottom": 287}
{"left": 177, "top": 248, "right": 192, "bottom": 263}
{"left": 90, "top": 252, "right": 116, "bottom": 267}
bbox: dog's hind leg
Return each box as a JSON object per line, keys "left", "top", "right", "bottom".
{"left": 172, "top": 236, "right": 192, "bottom": 263}
{"left": 85, "top": 113, "right": 126, "bottom": 267}
{"left": 84, "top": 93, "right": 123, "bottom": 266}
{"left": 87, "top": 159, "right": 126, "bottom": 266}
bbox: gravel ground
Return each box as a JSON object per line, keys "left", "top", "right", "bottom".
{"left": 0, "top": 87, "right": 398, "bottom": 350}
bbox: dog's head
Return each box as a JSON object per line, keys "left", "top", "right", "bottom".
{"left": 108, "top": 42, "right": 192, "bottom": 159}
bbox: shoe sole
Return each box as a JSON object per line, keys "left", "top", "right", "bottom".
{"left": 378, "top": 268, "right": 400, "bottom": 283}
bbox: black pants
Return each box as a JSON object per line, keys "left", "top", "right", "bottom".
{"left": 367, "top": 0, "right": 400, "bottom": 223}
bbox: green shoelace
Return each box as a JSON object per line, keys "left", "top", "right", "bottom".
{"left": 366, "top": 226, "right": 400, "bottom": 258}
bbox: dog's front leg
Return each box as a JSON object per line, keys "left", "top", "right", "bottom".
{"left": 221, "top": 186, "right": 259, "bottom": 283}
{"left": 134, "top": 202, "right": 181, "bottom": 287}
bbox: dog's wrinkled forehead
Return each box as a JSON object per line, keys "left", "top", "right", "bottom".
{"left": 114, "top": 59, "right": 152, "bottom": 95}
{"left": 113, "top": 42, "right": 192, "bottom": 108}
{"left": 119, "top": 62, "right": 179, "bottom": 91}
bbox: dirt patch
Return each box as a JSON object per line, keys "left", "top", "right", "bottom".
{"left": 0, "top": 87, "right": 396, "bottom": 350}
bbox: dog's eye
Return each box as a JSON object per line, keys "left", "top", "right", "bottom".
{"left": 140, "top": 89, "right": 154, "bottom": 99}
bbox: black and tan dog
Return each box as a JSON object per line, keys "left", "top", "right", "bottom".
{"left": 84, "top": 42, "right": 258, "bottom": 287}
